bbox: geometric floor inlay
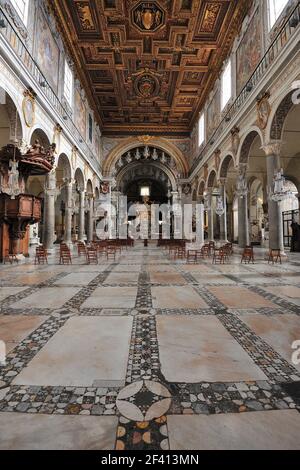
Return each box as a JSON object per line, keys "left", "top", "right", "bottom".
{"left": 1, "top": 241, "right": 300, "bottom": 450}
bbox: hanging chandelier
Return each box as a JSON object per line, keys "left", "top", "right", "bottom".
{"left": 152, "top": 148, "right": 158, "bottom": 160}
{"left": 215, "top": 196, "right": 225, "bottom": 216}
{"left": 143, "top": 145, "right": 150, "bottom": 158}
{"left": 269, "top": 169, "right": 293, "bottom": 202}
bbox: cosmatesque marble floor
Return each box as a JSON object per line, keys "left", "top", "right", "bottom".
{"left": 0, "top": 241, "right": 300, "bottom": 450}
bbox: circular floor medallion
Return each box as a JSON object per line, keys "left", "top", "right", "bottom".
{"left": 116, "top": 380, "right": 171, "bottom": 421}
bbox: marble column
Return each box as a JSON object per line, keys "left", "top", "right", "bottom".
{"left": 227, "top": 201, "right": 233, "bottom": 242}
{"left": 87, "top": 197, "right": 94, "bottom": 243}
{"left": 196, "top": 203, "right": 204, "bottom": 245}
{"left": 263, "top": 141, "right": 285, "bottom": 252}
{"left": 64, "top": 180, "right": 73, "bottom": 245}
{"left": 206, "top": 191, "right": 214, "bottom": 241}
{"left": 78, "top": 190, "right": 85, "bottom": 242}
{"left": 238, "top": 195, "right": 250, "bottom": 247}
{"left": 43, "top": 170, "right": 56, "bottom": 249}
{"left": 219, "top": 179, "right": 228, "bottom": 242}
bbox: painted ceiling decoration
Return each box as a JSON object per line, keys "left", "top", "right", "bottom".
{"left": 50, "top": 0, "right": 252, "bottom": 136}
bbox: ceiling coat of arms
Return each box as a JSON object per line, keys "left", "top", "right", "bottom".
{"left": 132, "top": 2, "right": 165, "bottom": 33}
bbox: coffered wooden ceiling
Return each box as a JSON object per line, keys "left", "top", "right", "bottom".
{"left": 51, "top": 0, "right": 252, "bottom": 136}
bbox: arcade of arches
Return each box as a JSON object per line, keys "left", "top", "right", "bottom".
{"left": 0, "top": 0, "right": 300, "bottom": 452}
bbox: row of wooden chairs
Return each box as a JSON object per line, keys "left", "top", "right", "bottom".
{"left": 168, "top": 241, "right": 234, "bottom": 264}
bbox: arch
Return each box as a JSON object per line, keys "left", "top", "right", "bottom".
{"left": 74, "top": 167, "right": 85, "bottom": 191}
{"left": 103, "top": 136, "right": 189, "bottom": 177}
{"left": 116, "top": 160, "right": 177, "bottom": 192}
{"left": 0, "top": 85, "right": 25, "bottom": 139}
{"left": 95, "top": 187, "right": 100, "bottom": 200}
{"left": 207, "top": 169, "right": 217, "bottom": 188}
{"left": 219, "top": 154, "right": 235, "bottom": 179}
{"left": 192, "top": 188, "right": 197, "bottom": 202}
{"left": 29, "top": 125, "right": 52, "bottom": 146}
{"left": 56, "top": 153, "right": 72, "bottom": 183}
{"left": 197, "top": 179, "right": 206, "bottom": 197}
{"left": 238, "top": 128, "right": 263, "bottom": 165}
{"left": 269, "top": 90, "right": 294, "bottom": 141}
{"left": 30, "top": 128, "right": 51, "bottom": 148}
{"left": 86, "top": 178, "right": 93, "bottom": 196}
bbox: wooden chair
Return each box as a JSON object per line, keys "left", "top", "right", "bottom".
{"left": 241, "top": 246, "right": 254, "bottom": 264}
{"left": 59, "top": 243, "right": 72, "bottom": 264}
{"left": 187, "top": 249, "right": 197, "bottom": 264}
{"left": 34, "top": 246, "right": 48, "bottom": 264}
{"left": 86, "top": 246, "right": 98, "bottom": 264}
{"left": 169, "top": 245, "right": 178, "bottom": 259}
{"left": 201, "top": 244, "right": 210, "bottom": 258}
{"left": 224, "top": 242, "right": 233, "bottom": 255}
{"left": 268, "top": 249, "right": 282, "bottom": 265}
{"left": 96, "top": 241, "right": 107, "bottom": 257}
{"left": 175, "top": 246, "right": 186, "bottom": 260}
{"left": 208, "top": 241, "right": 215, "bottom": 256}
{"left": 213, "top": 248, "right": 225, "bottom": 264}
{"left": 106, "top": 245, "right": 116, "bottom": 261}
{"left": 77, "top": 242, "right": 86, "bottom": 257}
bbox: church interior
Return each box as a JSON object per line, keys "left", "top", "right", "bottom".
{"left": 0, "top": 0, "right": 300, "bottom": 451}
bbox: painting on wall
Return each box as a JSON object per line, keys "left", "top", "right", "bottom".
{"left": 207, "top": 90, "right": 220, "bottom": 139}
{"left": 75, "top": 90, "right": 86, "bottom": 138}
{"left": 36, "top": 9, "right": 59, "bottom": 92}
{"left": 236, "top": 7, "right": 262, "bottom": 94}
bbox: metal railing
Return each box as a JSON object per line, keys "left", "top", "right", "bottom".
{"left": 190, "top": 1, "right": 300, "bottom": 175}
{"left": 0, "top": 5, "right": 101, "bottom": 176}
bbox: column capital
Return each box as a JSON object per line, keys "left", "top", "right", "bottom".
{"left": 261, "top": 140, "right": 283, "bottom": 157}
{"left": 204, "top": 187, "right": 213, "bottom": 195}
{"left": 63, "top": 177, "right": 74, "bottom": 187}
{"left": 218, "top": 177, "right": 227, "bottom": 187}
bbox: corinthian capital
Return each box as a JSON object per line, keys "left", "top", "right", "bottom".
{"left": 262, "top": 140, "right": 283, "bottom": 157}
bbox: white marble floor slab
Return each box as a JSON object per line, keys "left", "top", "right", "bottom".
{"left": 157, "top": 316, "right": 267, "bottom": 382}
{"left": 13, "top": 316, "right": 132, "bottom": 386}
{"left": 150, "top": 272, "right": 187, "bottom": 284}
{"left": 152, "top": 286, "right": 208, "bottom": 309}
{"left": 104, "top": 272, "right": 140, "bottom": 284}
{"left": 0, "top": 413, "right": 118, "bottom": 450}
{"left": 9, "top": 287, "right": 80, "bottom": 309}
{"left": 54, "top": 272, "right": 98, "bottom": 285}
{"left": 241, "top": 314, "right": 300, "bottom": 370}
{"left": 81, "top": 286, "right": 137, "bottom": 308}
{"left": 168, "top": 411, "right": 300, "bottom": 450}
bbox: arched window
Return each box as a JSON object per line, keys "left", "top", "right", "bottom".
{"left": 11, "top": 0, "right": 29, "bottom": 26}
{"left": 268, "top": 0, "right": 289, "bottom": 29}
{"left": 221, "top": 60, "right": 232, "bottom": 110}
{"left": 198, "top": 113, "right": 205, "bottom": 147}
